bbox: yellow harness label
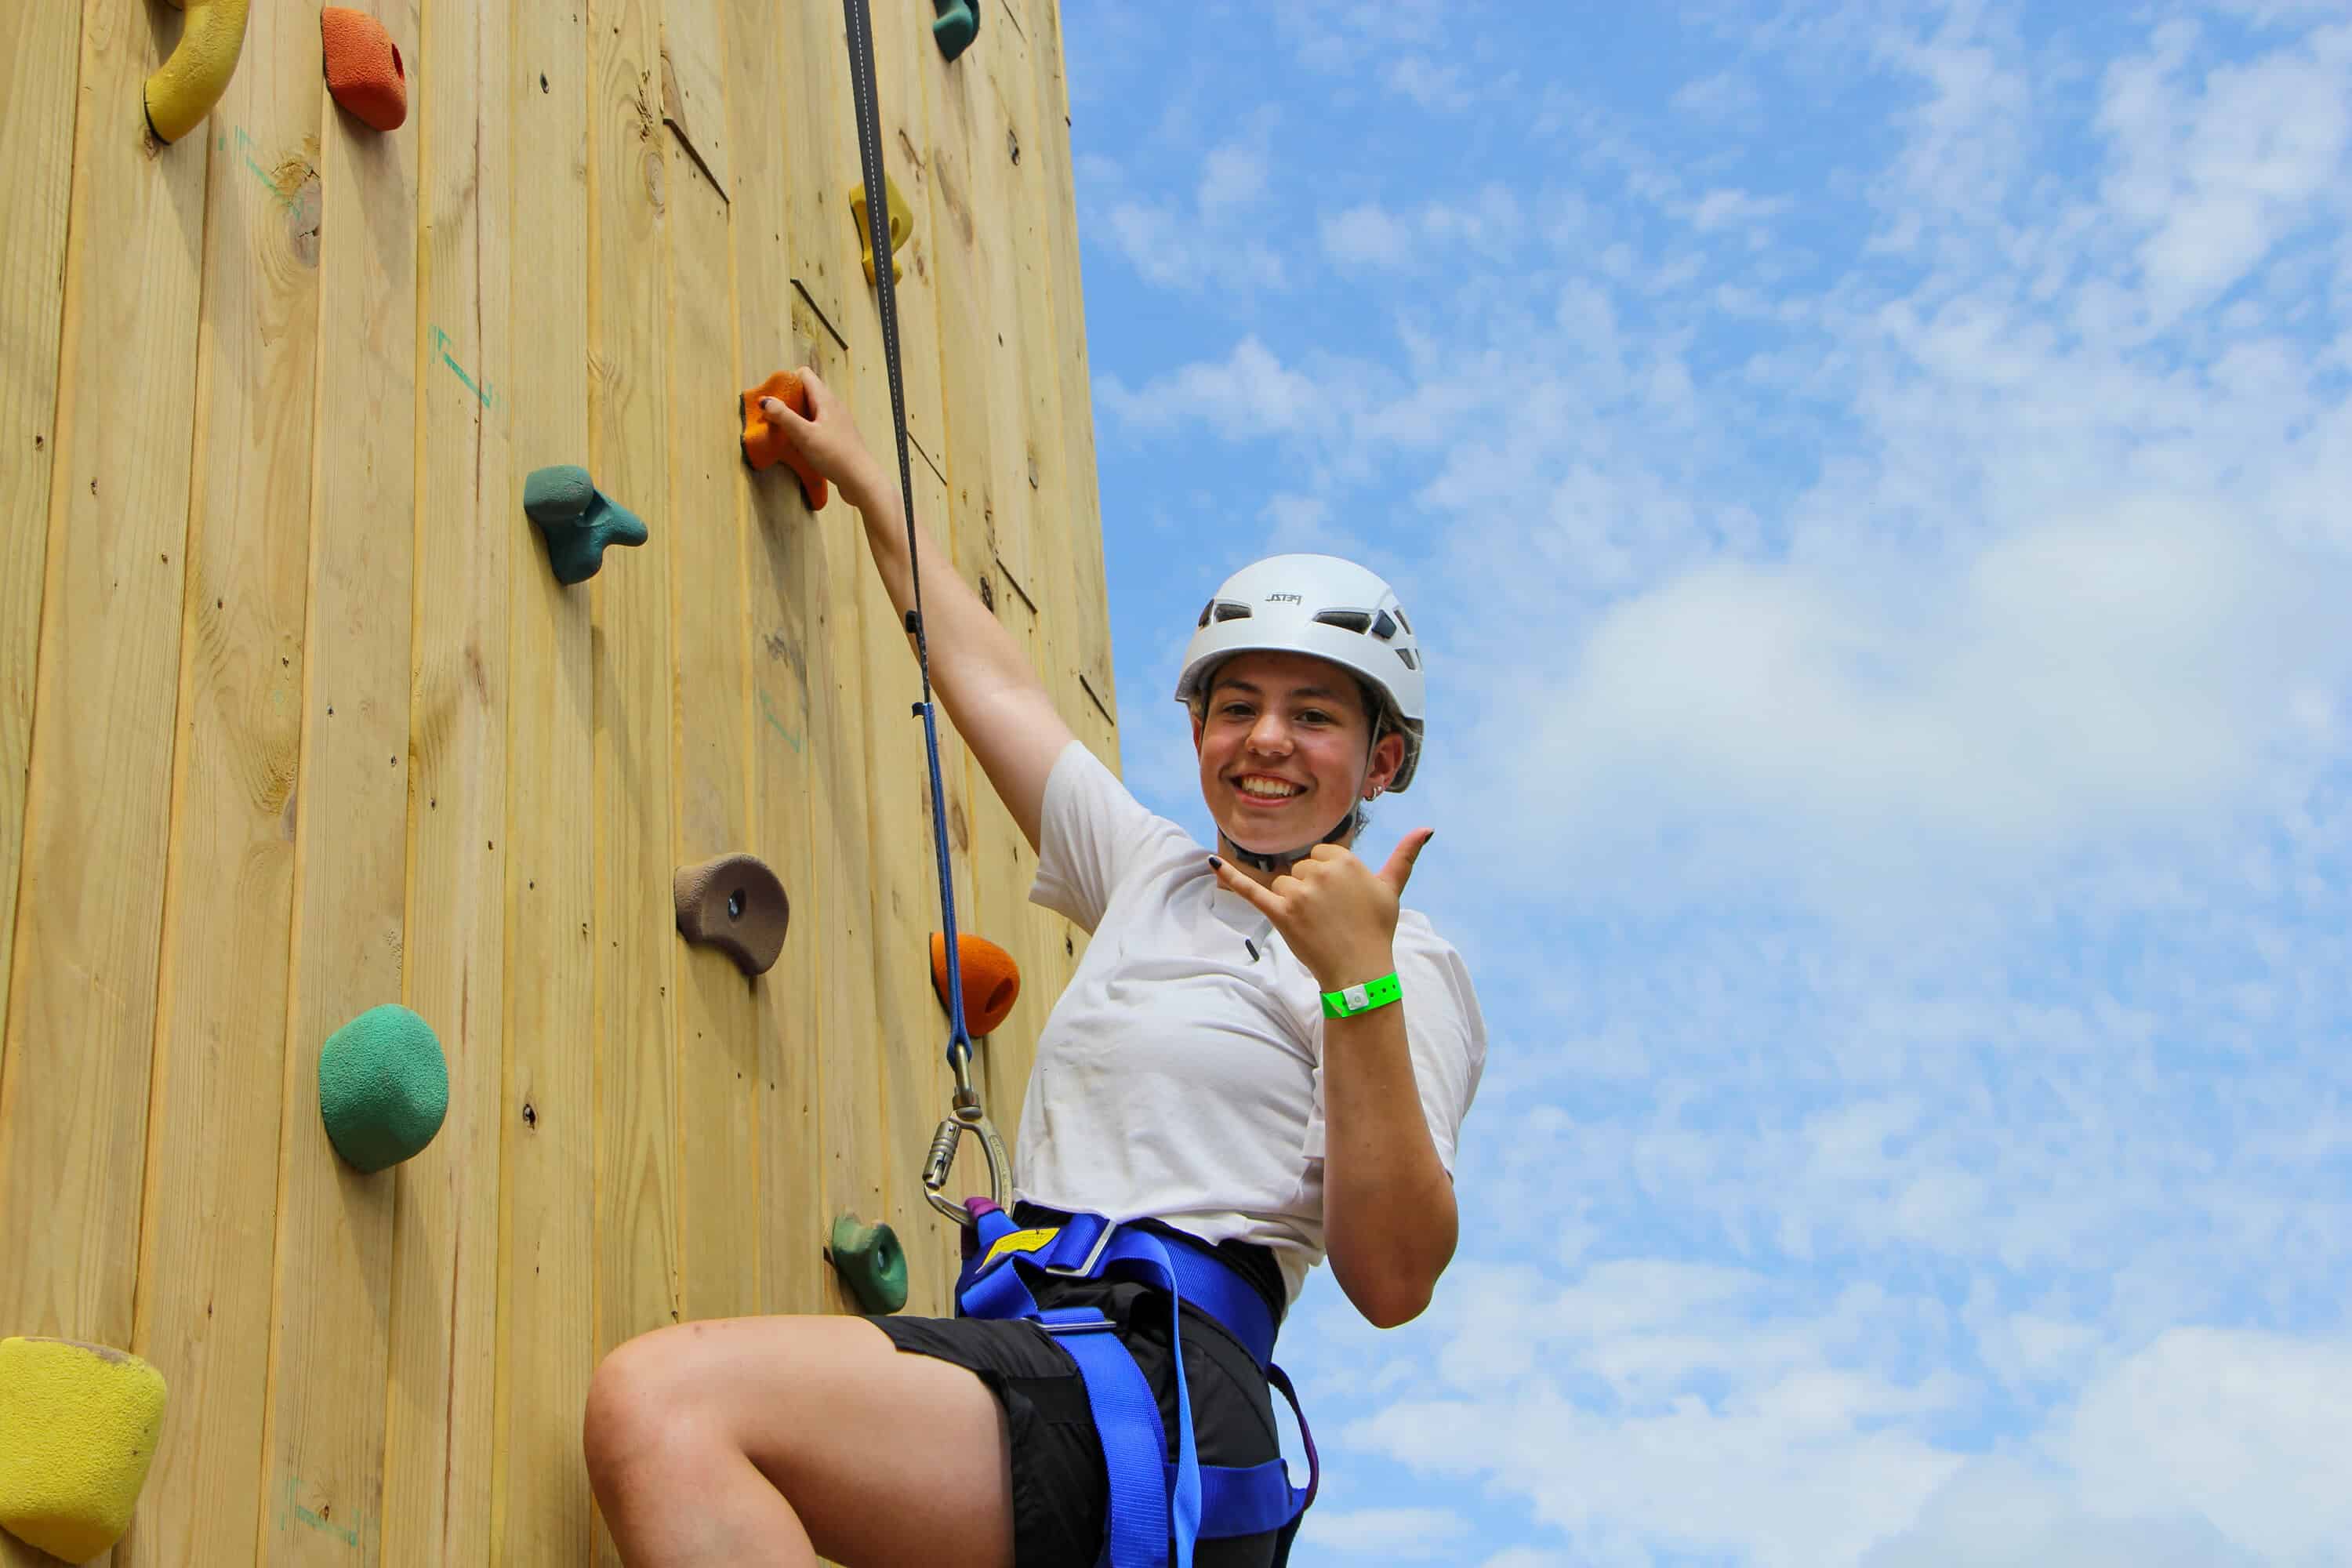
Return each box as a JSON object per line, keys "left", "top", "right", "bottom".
{"left": 982, "top": 1225, "right": 1062, "bottom": 1269}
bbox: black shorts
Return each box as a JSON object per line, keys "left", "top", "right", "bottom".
{"left": 870, "top": 1272, "right": 1288, "bottom": 1566}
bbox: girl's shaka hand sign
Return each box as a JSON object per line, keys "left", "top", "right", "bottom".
{"left": 1210, "top": 829, "right": 1432, "bottom": 994}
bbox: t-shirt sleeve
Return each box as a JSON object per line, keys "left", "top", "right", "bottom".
{"left": 1302, "top": 916, "right": 1487, "bottom": 1178}
{"left": 1028, "top": 739, "right": 1174, "bottom": 934}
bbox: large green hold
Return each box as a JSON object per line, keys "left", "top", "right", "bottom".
{"left": 931, "top": 0, "right": 978, "bottom": 61}
{"left": 523, "top": 465, "right": 648, "bottom": 585}
{"left": 318, "top": 1005, "right": 448, "bottom": 1173}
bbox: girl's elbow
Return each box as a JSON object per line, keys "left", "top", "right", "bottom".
{"left": 1339, "top": 1261, "right": 1440, "bottom": 1329}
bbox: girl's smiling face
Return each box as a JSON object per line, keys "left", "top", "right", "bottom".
{"left": 1192, "top": 650, "right": 1405, "bottom": 856}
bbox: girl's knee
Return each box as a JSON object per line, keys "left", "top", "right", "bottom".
{"left": 583, "top": 1327, "right": 696, "bottom": 1486}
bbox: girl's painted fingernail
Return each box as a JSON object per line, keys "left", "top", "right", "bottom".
{"left": 1207, "top": 855, "right": 1223, "bottom": 869}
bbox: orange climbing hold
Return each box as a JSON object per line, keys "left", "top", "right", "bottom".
{"left": 931, "top": 932, "right": 1020, "bottom": 1038}
{"left": 741, "top": 372, "right": 829, "bottom": 510}
{"left": 321, "top": 8, "right": 407, "bottom": 132}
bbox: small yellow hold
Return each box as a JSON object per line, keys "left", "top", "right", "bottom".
{"left": 145, "top": 0, "right": 252, "bottom": 145}
{"left": 849, "top": 175, "right": 915, "bottom": 286}
{"left": 0, "top": 1337, "right": 169, "bottom": 1564}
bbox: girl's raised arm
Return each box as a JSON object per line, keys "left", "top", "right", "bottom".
{"left": 764, "top": 371, "right": 1073, "bottom": 854}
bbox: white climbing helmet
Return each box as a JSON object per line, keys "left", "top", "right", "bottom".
{"left": 1173, "top": 554, "right": 1426, "bottom": 792}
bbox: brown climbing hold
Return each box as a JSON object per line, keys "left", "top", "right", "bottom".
{"left": 673, "top": 854, "right": 789, "bottom": 976}
{"left": 741, "top": 371, "right": 829, "bottom": 511}
{"left": 931, "top": 931, "right": 1020, "bottom": 1037}
{"left": 321, "top": 8, "right": 407, "bottom": 132}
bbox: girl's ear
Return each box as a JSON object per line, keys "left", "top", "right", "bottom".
{"left": 1366, "top": 730, "right": 1406, "bottom": 794}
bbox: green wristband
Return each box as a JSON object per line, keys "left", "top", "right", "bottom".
{"left": 1320, "top": 972, "right": 1402, "bottom": 1020}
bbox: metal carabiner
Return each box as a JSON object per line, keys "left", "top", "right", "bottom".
{"left": 922, "top": 1098, "right": 1011, "bottom": 1225}
{"left": 923, "top": 1039, "right": 1010, "bottom": 1225}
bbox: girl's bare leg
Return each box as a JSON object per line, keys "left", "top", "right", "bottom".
{"left": 584, "top": 1315, "right": 1015, "bottom": 1567}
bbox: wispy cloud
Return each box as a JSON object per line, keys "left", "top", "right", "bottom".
{"left": 1094, "top": 336, "right": 1330, "bottom": 441}
{"left": 1385, "top": 56, "right": 1475, "bottom": 114}
{"left": 1300, "top": 1504, "right": 1473, "bottom": 1559}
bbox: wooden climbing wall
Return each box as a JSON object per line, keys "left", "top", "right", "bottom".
{"left": 0, "top": 0, "right": 1114, "bottom": 1561}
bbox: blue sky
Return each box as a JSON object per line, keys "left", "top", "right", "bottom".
{"left": 1054, "top": 3, "right": 2352, "bottom": 1563}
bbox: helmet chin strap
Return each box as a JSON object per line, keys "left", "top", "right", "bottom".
{"left": 1219, "top": 805, "right": 1359, "bottom": 876}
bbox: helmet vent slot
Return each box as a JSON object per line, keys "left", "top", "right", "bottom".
{"left": 1396, "top": 648, "right": 1419, "bottom": 670}
{"left": 1312, "top": 609, "right": 1372, "bottom": 633}
{"left": 1212, "top": 601, "right": 1253, "bottom": 623}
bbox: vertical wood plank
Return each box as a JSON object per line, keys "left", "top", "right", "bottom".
{"left": 665, "top": 139, "right": 761, "bottom": 1327}
{"left": 916, "top": 5, "right": 1060, "bottom": 1141}
{"left": 256, "top": 0, "right": 423, "bottom": 1555}
{"left": 586, "top": 0, "right": 682, "bottom": 1551}
{"left": 867, "top": 0, "right": 985, "bottom": 1310}
{"left": 724, "top": 0, "right": 826, "bottom": 1323}
{"left": 784, "top": 0, "right": 889, "bottom": 1314}
{"left": 916, "top": 0, "right": 1012, "bottom": 1131}
{"left": 657, "top": 0, "right": 728, "bottom": 205}
{"left": 492, "top": 1, "right": 598, "bottom": 1558}
{"left": 993, "top": 1, "right": 1098, "bottom": 1017}
{"left": 1022, "top": 0, "right": 1117, "bottom": 739}
{"left": 119, "top": 2, "right": 321, "bottom": 1561}
{"left": 782, "top": 5, "right": 857, "bottom": 387}
{"left": 383, "top": 0, "right": 510, "bottom": 1557}
{"left": 0, "top": 0, "right": 209, "bottom": 1459}
{"left": 0, "top": 0, "right": 83, "bottom": 1071}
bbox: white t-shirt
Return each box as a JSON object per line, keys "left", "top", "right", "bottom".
{"left": 1014, "top": 739, "right": 1487, "bottom": 1307}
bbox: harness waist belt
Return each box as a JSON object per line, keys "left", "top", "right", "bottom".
{"left": 953, "top": 1201, "right": 1319, "bottom": 1566}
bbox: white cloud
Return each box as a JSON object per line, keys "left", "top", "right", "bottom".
{"left": 1299, "top": 1504, "right": 1472, "bottom": 1559}
{"left": 1482, "top": 503, "right": 2352, "bottom": 901}
{"left": 1861, "top": 1454, "right": 2260, "bottom": 1568}
{"left": 1098, "top": 198, "right": 1285, "bottom": 292}
{"left": 1385, "top": 56, "right": 1474, "bottom": 114}
{"left": 1687, "top": 187, "right": 1792, "bottom": 235}
{"left": 1197, "top": 140, "right": 1268, "bottom": 216}
{"left": 2062, "top": 1327, "right": 2352, "bottom": 1562}
{"left": 1094, "top": 338, "right": 1327, "bottom": 441}
{"left": 1671, "top": 68, "right": 1762, "bottom": 119}
{"left": 2099, "top": 20, "right": 2352, "bottom": 327}
{"left": 1078, "top": 127, "right": 1287, "bottom": 294}
{"left": 1322, "top": 203, "right": 1416, "bottom": 270}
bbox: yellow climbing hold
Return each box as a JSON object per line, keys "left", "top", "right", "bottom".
{"left": 0, "top": 1337, "right": 169, "bottom": 1564}
{"left": 849, "top": 175, "right": 914, "bottom": 286}
{"left": 145, "top": 0, "right": 252, "bottom": 144}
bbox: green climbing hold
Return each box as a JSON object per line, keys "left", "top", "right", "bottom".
{"left": 931, "top": 0, "right": 978, "bottom": 62}
{"left": 318, "top": 1004, "right": 449, "bottom": 1173}
{"left": 523, "top": 465, "right": 649, "bottom": 585}
{"left": 826, "top": 1214, "right": 909, "bottom": 1316}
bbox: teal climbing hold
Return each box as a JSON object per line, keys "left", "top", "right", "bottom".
{"left": 826, "top": 1214, "right": 909, "bottom": 1315}
{"left": 931, "top": 0, "right": 978, "bottom": 61}
{"left": 523, "top": 465, "right": 648, "bottom": 585}
{"left": 318, "top": 1004, "right": 449, "bottom": 1173}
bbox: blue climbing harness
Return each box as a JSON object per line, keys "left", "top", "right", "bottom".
{"left": 954, "top": 1200, "right": 1319, "bottom": 1566}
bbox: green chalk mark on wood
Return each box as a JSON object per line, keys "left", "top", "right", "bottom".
{"left": 428, "top": 325, "right": 495, "bottom": 410}
{"left": 758, "top": 688, "right": 803, "bottom": 753}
